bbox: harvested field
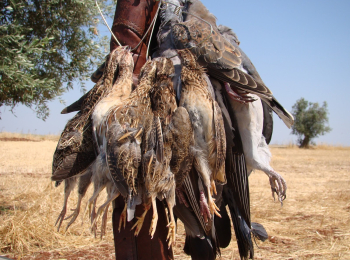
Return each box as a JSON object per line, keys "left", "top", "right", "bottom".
{"left": 1, "top": 134, "right": 349, "bottom": 259}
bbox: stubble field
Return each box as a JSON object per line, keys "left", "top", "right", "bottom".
{"left": 0, "top": 133, "right": 349, "bottom": 259}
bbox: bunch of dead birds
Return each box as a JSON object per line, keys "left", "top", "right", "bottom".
{"left": 51, "top": 0, "right": 292, "bottom": 258}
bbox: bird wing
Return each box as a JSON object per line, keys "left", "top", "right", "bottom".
{"left": 169, "top": 107, "right": 194, "bottom": 187}
{"left": 212, "top": 100, "right": 226, "bottom": 184}
{"left": 52, "top": 48, "right": 127, "bottom": 181}
{"left": 61, "top": 48, "right": 122, "bottom": 115}
{"left": 218, "top": 24, "right": 294, "bottom": 128}
{"left": 261, "top": 100, "right": 274, "bottom": 144}
{"left": 183, "top": 169, "right": 212, "bottom": 235}
{"left": 221, "top": 87, "right": 251, "bottom": 228}
{"left": 52, "top": 116, "right": 96, "bottom": 181}
{"left": 171, "top": 19, "right": 273, "bottom": 98}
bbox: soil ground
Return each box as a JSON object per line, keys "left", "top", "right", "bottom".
{"left": 1, "top": 135, "right": 349, "bottom": 259}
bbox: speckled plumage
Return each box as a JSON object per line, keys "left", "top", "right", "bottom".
{"left": 176, "top": 0, "right": 294, "bottom": 128}
{"left": 178, "top": 49, "right": 226, "bottom": 219}
{"left": 52, "top": 47, "right": 126, "bottom": 182}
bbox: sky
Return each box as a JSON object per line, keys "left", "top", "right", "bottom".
{"left": 1, "top": 0, "right": 350, "bottom": 146}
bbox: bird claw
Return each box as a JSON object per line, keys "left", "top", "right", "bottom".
{"left": 166, "top": 221, "right": 176, "bottom": 248}
{"left": 199, "top": 190, "right": 221, "bottom": 221}
{"left": 268, "top": 170, "right": 287, "bottom": 205}
{"left": 64, "top": 208, "right": 80, "bottom": 231}
{"left": 149, "top": 212, "right": 158, "bottom": 238}
{"left": 55, "top": 207, "right": 67, "bottom": 232}
{"left": 118, "top": 204, "right": 127, "bottom": 232}
{"left": 131, "top": 215, "right": 145, "bottom": 237}
{"left": 208, "top": 195, "right": 221, "bottom": 218}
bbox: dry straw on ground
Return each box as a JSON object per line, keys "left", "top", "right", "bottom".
{"left": 0, "top": 133, "right": 349, "bottom": 259}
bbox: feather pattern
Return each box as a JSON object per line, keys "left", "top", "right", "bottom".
{"left": 178, "top": 49, "right": 226, "bottom": 195}
{"left": 52, "top": 47, "right": 125, "bottom": 181}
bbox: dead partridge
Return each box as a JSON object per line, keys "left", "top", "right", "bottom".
{"left": 52, "top": 47, "right": 125, "bottom": 229}
{"left": 177, "top": 49, "right": 226, "bottom": 221}
{"left": 137, "top": 57, "right": 178, "bottom": 247}
{"left": 104, "top": 58, "right": 158, "bottom": 232}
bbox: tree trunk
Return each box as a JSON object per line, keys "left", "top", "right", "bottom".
{"left": 300, "top": 136, "right": 310, "bottom": 148}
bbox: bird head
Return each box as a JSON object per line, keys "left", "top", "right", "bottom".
{"left": 117, "top": 48, "right": 134, "bottom": 73}
{"left": 160, "top": 0, "right": 184, "bottom": 24}
{"left": 177, "top": 49, "right": 199, "bottom": 70}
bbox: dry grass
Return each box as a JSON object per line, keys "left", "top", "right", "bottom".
{"left": 0, "top": 132, "right": 59, "bottom": 142}
{"left": 0, "top": 138, "right": 349, "bottom": 259}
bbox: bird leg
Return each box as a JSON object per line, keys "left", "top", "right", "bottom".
{"left": 149, "top": 196, "right": 158, "bottom": 238}
{"left": 55, "top": 199, "right": 68, "bottom": 232}
{"left": 224, "top": 82, "right": 256, "bottom": 104}
{"left": 131, "top": 203, "right": 150, "bottom": 236}
{"left": 198, "top": 178, "right": 220, "bottom": 222}
{"left": 100, "top": 203, "right": 110, "bottom": 239}
{"left": 267, "top": 170, "right": 287, "bottom": 204}
{"left": 90, "top": 198, "right": 98, "bottom": 237}
{"left": 199, "top": 190, "right": 211, "bottom": 223}
{"left": 92, "top": 192, "right": 120, "bottom": 228}
{"left": 118, "top": 202, "right": 128, "bottom": 232}
{"left": 64, "top": 194, "right": 83, "bottom": 231}
{"left": 166, "top": 201, "right": 176, "bottom": 248}
{"left": 55, "top": 188, "right": 73, "bottom": 232}
{"left": 210, "top": 179, "right": 217, "bottom": 196}
{"left": 207, "top": 186, "right": 221, "bottom": 218}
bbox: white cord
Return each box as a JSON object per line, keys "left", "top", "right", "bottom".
{"left": 95, "top": 0, "right": 122, "bottom": 46}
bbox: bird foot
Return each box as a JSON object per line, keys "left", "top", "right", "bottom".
{"left": 207, "top": 191, "right": 221, "bottom": 218}
{"left": 64, "top": 207, "right": 80, "bottom": 231}
{"left": 224, "top": 82, "right": 256, "bottom": 104}
{"left": 118, "top": 203, "right": 127, "bottom": 232}
{"left": 55, "top": 207, "right": 67, "bottom": 232}
{"left": 149, "top": 212, "right": 158, "bottom": 238}
{"left": 131, "top": 209, "right": 148, "bottom": 237}
{"left": 100, "top": 205, "right": 110, "bottom": 239}
{"left": 90, "top": 206, "right": 97, "bottom": 236}
{"left": 268, "top": 170, "right": 287, "bottom": 204}
{"left": 166, "top": 220, "right": 176, "bottom": 248}
{"left": 91, "top": 203, "right": 107, "bottom": 228}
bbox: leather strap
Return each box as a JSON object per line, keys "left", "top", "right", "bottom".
{"left": 110, "top": 0, "right": 159, "bottom": 85}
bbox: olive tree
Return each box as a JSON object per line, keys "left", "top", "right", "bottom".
{"left": 291, "top": 98, "right": 331, "bottom": 148}
{"left": 0, "top": 0, "right": 115, "bottom": 120}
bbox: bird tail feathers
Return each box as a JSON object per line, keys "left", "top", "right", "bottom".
{"left": 261, "top": 97, "right": 294, "bottom": 128}
{"left": 251, "top": 222, "right": 268, "bottom": 242}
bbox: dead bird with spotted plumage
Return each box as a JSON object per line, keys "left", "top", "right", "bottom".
{"left": 177, "top": 49, "right": 226, "bottom": 221}
{"left": 52, "top": 46, "right": 126, "bottom": 231}
{"left": 132, "top": 57, "right": 180, "bottom": 247}
{"left": 100, "top": 57, "right": 158, "bottom": 232}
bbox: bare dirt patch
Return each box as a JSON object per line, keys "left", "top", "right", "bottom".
{"left": 1, "top": 140, "right": 349, "bottom": 259}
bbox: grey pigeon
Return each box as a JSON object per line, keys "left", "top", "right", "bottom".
{"left": 218, "top": 25, "right": 287, "bottom": 203}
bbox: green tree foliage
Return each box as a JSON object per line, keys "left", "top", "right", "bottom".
{"left": 0, "top": 0, "right": 115, "bottom": 120}
{"left": 291, "top": 98, "right": 331, "bottom": 148}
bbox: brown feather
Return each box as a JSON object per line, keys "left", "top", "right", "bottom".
{"left": 213, "top": 101, "right": 226, "bottom": 184}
